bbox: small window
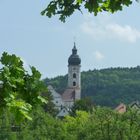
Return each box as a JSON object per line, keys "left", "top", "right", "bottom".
{"left": 73, "top": 82, "right": 76, "bottom": 86}
{"left": 73, "top": 73, "right": 76, "bottom": 78}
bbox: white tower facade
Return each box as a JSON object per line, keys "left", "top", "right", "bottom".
{"left": 68, "top": 43, "right": 81, "bottom": 100}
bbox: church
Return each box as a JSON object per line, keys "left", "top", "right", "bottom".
{"left": 48, "top": 43, "right": 81, "bottom": 117}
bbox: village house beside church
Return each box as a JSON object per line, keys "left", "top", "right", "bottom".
{"left": 48, "top": 43, "right": 81, "bottom": 117}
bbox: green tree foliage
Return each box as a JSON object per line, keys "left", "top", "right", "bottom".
{"left": 0, "top": 107, "right": 65, "bottom": 140}
{"left": 44, "top": 67, "right": 140, "bottom": 107}
{"left": 42, "top": 91, "right": 59, "bottom": 117}
{"left": 70, "top": 97, "right": 94, "bottom": 116}
{"left": 0, "top": 110, "right": 17, "bottom": 140}
{"left": 2, "top": 106, "right": 140, "bottom": 140}
{"left": 18, "top": 107, "right": 66, "bottom": 140}
{"left": 0, "top": 51, "right": 58, "bottom": 139}
{"left": 41, "top": 0, "right": 137, "bottom": 22}
{"left": 0, "top": 52, "right": 47, "bottom": 121}
{"left": 64, "top": 107, "right": 140, "bottom": 140}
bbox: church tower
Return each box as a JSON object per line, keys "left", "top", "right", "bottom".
{"left": 68, "top": 43, "right": 81, "bottom": 100}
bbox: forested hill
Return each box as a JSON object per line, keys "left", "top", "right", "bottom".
{"left": 44, "top": 66, "right": 140, "bottom": 107}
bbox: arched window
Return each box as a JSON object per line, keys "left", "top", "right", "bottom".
{"left": 73, "top": 73, "right": 76, "bottom": 78}
{"left": 73, "top": 81, "right": 76, "bottom": 86}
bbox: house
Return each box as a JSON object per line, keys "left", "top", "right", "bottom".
{"left": 57, "top": 107, "right": 69, "bottom": 118}
{"left": 129, "top": 101, "right": 140, "bottom": 111}
{"left": 115, "top": 103, "right": 126, "bottom": 113}
{"left": 47, "top": 85, "right": 64, "bottom": 111}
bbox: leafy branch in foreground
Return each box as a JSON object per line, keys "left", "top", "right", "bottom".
{"left": 0, "top": 52, "right": 47, "bottom": 121}
{"left": 41, "top": 0, "right": 137, "bottom": 22}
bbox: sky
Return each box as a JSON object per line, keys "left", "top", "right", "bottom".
{"left": 0, "top": 1, "right": 140, "bottom": 79}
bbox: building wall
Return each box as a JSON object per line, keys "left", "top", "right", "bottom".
{"left": 68, "top": 65, "right": 81, "bottom": 100}
{"left": 68, "top": 65, "right": 81, "bottom": 88}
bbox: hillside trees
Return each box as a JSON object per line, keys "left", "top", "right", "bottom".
{"left": 41, "top": 0, "right": 137, "bottom": 22}
{"left": 44, "top": 75, "right": 67, "bottom": 93}
{"left": 44, "top": 67, "right": 140, "bottom": 107}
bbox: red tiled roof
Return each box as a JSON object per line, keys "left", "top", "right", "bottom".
{"left": 115, "top": 103, "right": 126, "bottom": 113}
{"left": 62, "top": 88, "right": 75, "bottom": 101}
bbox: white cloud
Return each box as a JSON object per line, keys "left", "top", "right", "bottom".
{"left": 80, "top": 15, "right": 140, "bottom": 43}
{"left": 106, "top": 24, "right": 140, "bottom": 43}
{"left": 94, "top": 51, "right": 104, "bottom": 61}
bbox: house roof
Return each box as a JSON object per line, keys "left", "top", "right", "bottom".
{"left": 48, "top": 85, "right": 61, "bottom": 98}
{"left": 57, "top": 107, "right": 69, "bottom": 117}
{"left": 62, "top": 88, "right": 75, "bottom": 101}
{"left": 130, "top": 101, "right": 140, "bottom": 108}
{"left": 68, "top": 43, "right": 81, "bottom": 66}
{"left": 115, "top": 103, "right": 126, "bottom": 113}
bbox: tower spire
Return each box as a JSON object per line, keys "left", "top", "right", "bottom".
{"left": 73, "top": 36, "right": 76, "bottom": 47}
{"left": 74, "top": 41, "right": 76, "bottom": 48}
{"left": 72, "top": 42, "right": 77, "bottom": 55}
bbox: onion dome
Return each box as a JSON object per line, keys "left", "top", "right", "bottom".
{"left": 68, "top": 43, "right": 81, "bottom": 65}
